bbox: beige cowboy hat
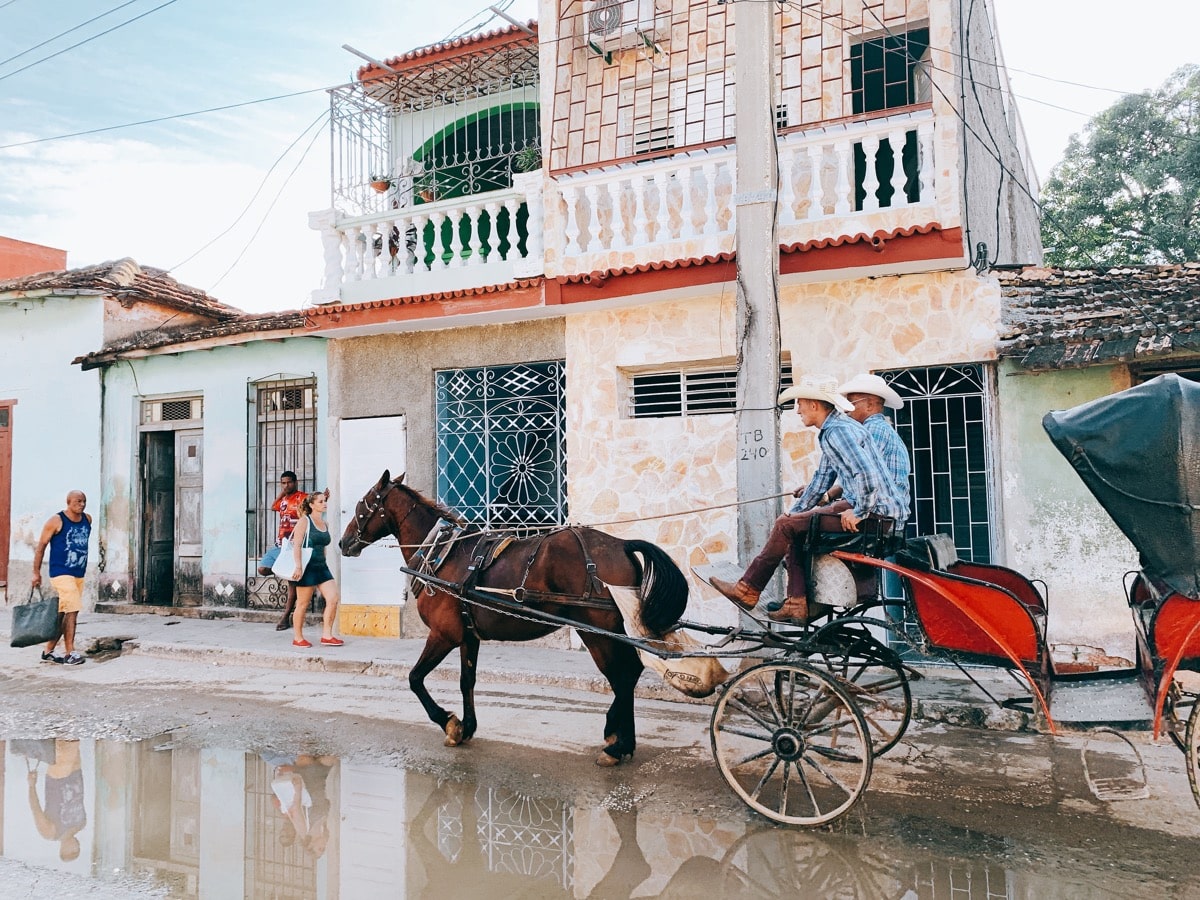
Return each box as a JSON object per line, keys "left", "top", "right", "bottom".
{"left": 838, "top": 372, "right": 904, "bottom": 410}
{"left": 778, "top": 374, "right": 855, "bottom": 413}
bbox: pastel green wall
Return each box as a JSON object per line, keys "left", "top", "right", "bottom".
{"left": 996, "top": 361, "right": 1137, "bottom": 659}
{"left": 98, "top": 338, "right": 327, "bottom": 606}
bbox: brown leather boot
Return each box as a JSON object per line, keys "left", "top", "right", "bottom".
{"left": 768, "top": 596, "right": 809, "bottom": 623}
{"left": 710, "top": 576, "right": 760, "bottom": 611}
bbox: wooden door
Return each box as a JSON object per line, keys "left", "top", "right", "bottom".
{"left": 0, "top": 401, "right": 12, "bottom": 586}
{"left": 174, "top": 429, "right": 203, "bottom": 606}
{"left": 141, "top": 432, "right": 175, "bottom": 604}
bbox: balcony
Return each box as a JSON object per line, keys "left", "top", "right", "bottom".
{"left": 310, "top": 172, "right": 544, "bottom": 306}
{"left": 311, "top": 109, "right": 944, "bottom": 306}
{"left": 546, "top": 108, "right": 941, "bottom": 278}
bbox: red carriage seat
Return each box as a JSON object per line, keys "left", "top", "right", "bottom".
{"left": 896, "top": 535, "right": 1048, "bottom": 671}
{"left": 1129, "top": 573, "right": 1200, "bottom": 675}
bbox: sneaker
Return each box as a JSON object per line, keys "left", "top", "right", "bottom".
{"left": 41, "top": 651, "right": 64, "bottom": 664}
{"left": 63, "top": 653, "right": 85, "bottom": 666}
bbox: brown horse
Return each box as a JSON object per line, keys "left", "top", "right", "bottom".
{"left": 339, "top": 470, "right": 689, "bottom": 765}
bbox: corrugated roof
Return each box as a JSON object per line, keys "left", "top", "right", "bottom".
{"left": 998, "top": 264, "right": 1200, "bottom": 370}
{"left": 0, "top": 258, "right": 241, "bottom": 319}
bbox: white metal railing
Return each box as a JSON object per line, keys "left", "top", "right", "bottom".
{"left": 310, "top": 171, "right": 545, "bottom": 304}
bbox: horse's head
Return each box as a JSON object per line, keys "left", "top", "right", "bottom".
{"left": 339, "top": 469, "right": 404, "bottom": 557}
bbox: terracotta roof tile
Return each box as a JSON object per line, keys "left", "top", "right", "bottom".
{"left": 358, "top": 21, "right": 537, "bottom": 80}
{"left": 74, "top": 311, "right": 308, "bottom": 370}
{"left": 778, "top": 222, "right": 944, "bottom": 255}
{"left": 304, "top": 278, "right": 545, "bottom": 319}
{"left": 997, "top": 263, "right": 1200, "bottom": 370}
{"left": 0, "top": 258, "right": 241, "bottom": 319}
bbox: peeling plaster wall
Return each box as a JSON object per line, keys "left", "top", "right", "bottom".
{"left": 97, "top": 339, "right": 328, "bottom": 607}
{"left": 1, "top": 296, "right": 102, "bottom": 604}
{"left": 996, "top": 361, "right": 1137, "bottom": 660}
{"left": 567, "top": 268, "right": 1000, "bottom": 627}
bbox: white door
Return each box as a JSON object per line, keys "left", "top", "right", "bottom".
{"left": 338, "top": 416, "right": 408, "bottom": 606}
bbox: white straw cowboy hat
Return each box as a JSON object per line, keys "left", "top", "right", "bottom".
{"left": 838, "top": 372, "right": 904, "bottom": 410}
{"left": 778, "top": 374, "right": 855, "bottom": 413}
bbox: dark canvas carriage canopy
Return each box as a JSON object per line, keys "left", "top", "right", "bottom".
{"left": 1043, "top": 374, "right": 1200, "bottom": 597}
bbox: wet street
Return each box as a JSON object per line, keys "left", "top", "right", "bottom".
{"left": 0, "top": 646, "right": 1198, "bottom": 898}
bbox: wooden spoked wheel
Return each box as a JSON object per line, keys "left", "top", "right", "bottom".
{"left": 802, "top": 621, "right": 913, "bottom": 757}
{"left": 710, "top": 661, "right": 873, "bottom": 827}
{"left": 1187, "top": 694, "right": 1200, "bottom": 810}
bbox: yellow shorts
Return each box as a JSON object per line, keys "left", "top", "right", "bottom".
{"left": 49, "top": 575, "right": 84, "bottom": 614}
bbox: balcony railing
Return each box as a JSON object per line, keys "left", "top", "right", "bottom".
{"left": 311, "top": 110, "right": 943, "bottom": 306}
{"left": 311, "top": 172, "right": 545, "bottom": 305}
{"left": 546, "top": 109, "right": 939, "bottom": 277}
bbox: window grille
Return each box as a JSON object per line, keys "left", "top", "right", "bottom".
{"left": 246, "top": 376, "right": 318, "bottom": 609}
{"left": 628, "top": 361, "right": 793, "bottom": 419}
{"left": 142, "top": 397, "right": 202, "bottom": 424}
{"left": 436, "top": 361, "right": 566, "bottom": 532}
{"left": 850, "top": 28, "right": 931, "bottom": 115}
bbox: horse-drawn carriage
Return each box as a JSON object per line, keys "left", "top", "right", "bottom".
{"left": 340, "top": 373, "right": 1200, "bottom": 828}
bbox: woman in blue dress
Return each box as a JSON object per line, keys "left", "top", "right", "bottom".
{"left": 287, "top": 489, "right": 344, "bottom": 648}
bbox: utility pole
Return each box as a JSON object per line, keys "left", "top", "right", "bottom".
{"left": 733, "top": 0, "right": 782, "bottom": 588}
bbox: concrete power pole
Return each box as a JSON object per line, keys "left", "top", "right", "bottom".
{"left": 733, "top": 0, "right": 782, "bottom": 586}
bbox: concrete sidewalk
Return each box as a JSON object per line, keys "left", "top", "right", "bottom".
{"left": 0, "top": 606, "right": 1034, "bottom": 731}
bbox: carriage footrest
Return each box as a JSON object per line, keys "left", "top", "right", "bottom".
{"left": 1001, "top": 696, "right": 1035, "bottom": 714}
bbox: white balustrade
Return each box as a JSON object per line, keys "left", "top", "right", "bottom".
{"left": 311, "top": 110, "right": 938, "bottom": 303}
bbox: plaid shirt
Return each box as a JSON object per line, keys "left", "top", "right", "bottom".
{"left": 862, "top": 412, "right": 911, "bottom": 520}
{"left": 792, "top": 410, "right": 908, "bottom": 520}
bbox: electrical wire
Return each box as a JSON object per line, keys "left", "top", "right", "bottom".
{"left": 170, "top": 108, "right": 330, "bottom": 272}
{"left": 0, "top": 0, "right": 146, "bottom": 70}
{"left": 208, "top": 112, "right": 328, "bottom": 292}
{"left": 0, "top": 0, "right": 185, "bottom": 86}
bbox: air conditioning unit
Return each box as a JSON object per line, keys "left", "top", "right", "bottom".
{"left": 585, "top": 0, "right": 662, "bottom": 53}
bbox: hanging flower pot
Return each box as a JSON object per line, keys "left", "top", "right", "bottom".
{"left": 369, "top": 174, "right": 392, "bottom": 193}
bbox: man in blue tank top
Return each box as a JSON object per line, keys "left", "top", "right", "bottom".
{"left": 31, "top": 490, "right": 92, "bottom": 665}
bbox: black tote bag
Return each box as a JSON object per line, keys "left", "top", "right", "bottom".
{"left": 10, "top": 587, "right": 62, "bottom": 648}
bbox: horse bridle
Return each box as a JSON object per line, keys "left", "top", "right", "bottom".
{"left": 345, "top": 481, "right": 419, "bottom": 555}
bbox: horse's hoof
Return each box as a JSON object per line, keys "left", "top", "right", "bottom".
{"left": 595, "top": 750, "right": 630, "bottom": 767}
{"left": 444, "top": 715, "right": 464, "bottom": 747}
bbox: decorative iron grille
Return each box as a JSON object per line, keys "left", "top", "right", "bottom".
{"left": 883, "top": 364, "right": 994, "bottom": 561}
{"left": 436, "top": 361, "right": 566, "bottom": 532}
{"left": 329, "top": 36, "right": 540, "bottom": 217}
{"left": 436, "top": 787, "right": 574, "bottom": 890}
{"left": 878, "top": 364, "right": 995, "bottom": 658}
{"left": 246, "top": 375, "right": 318, "bottom": 609}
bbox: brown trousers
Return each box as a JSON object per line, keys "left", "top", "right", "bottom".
{"left": 742, "top": 500, "right": 854, "bottom": 600}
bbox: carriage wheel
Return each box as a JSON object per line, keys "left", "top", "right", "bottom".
{"left": 804, "top": 622, "right": 913, "bottom": 756}
{"left": 1164, "top": 681, "right": 1196, "bottom": 753}
{"left": 1187, "top": 694, "right": 1200, "bottom": 810}
{"left": 710, "top": 661, "right": 872, "bottom": 827}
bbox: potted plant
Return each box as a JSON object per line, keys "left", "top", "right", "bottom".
{"left": 514, "top": 144, "right": 542, "bottom": 173}
{"left": 369, "top": 173, "right": 392, "bottom": 193}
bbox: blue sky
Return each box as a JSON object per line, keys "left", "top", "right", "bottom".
{"left": 0, "top": 0, "right": 1194, "bottom": 312}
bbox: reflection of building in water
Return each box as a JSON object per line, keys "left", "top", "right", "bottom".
{"left": 435, "top": 787, "right": 574, "bottom": 888}
{"left": 245, "top": 755, "right": 321, "bottom": 900}
{"left": 131, "top": 743, "right": 200, "bottom": 896}
{"left": 911, "top": 859, "right": 1013, "bottom": 899}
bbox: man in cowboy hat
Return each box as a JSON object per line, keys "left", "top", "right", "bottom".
{"left": 710, "top": 374, "right": 908, "bottom": 622}
{"left": 762, "top": 372, "right": 912, "bottom": 619}
{"left": 786, "top": 373, "right": 911, "bottom": 519}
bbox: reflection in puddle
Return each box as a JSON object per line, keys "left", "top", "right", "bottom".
{"left": 0, "top": 737, "right": 1179, "bottom": 898}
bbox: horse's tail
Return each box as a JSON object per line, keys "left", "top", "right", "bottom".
{"left": 623, "top": 540, "right": 688, "bottom": 637}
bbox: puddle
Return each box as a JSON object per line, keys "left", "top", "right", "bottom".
{"left": 0, "top": 736, "right": 1192, "bottom": 898}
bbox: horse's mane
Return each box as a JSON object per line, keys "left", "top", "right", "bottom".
{"left": 394, "top": 480, "right": 466, "bottom": 525}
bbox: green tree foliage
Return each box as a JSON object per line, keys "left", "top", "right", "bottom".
{"left": 1040, "top": 65, "right": 1200, "bottom": 267}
